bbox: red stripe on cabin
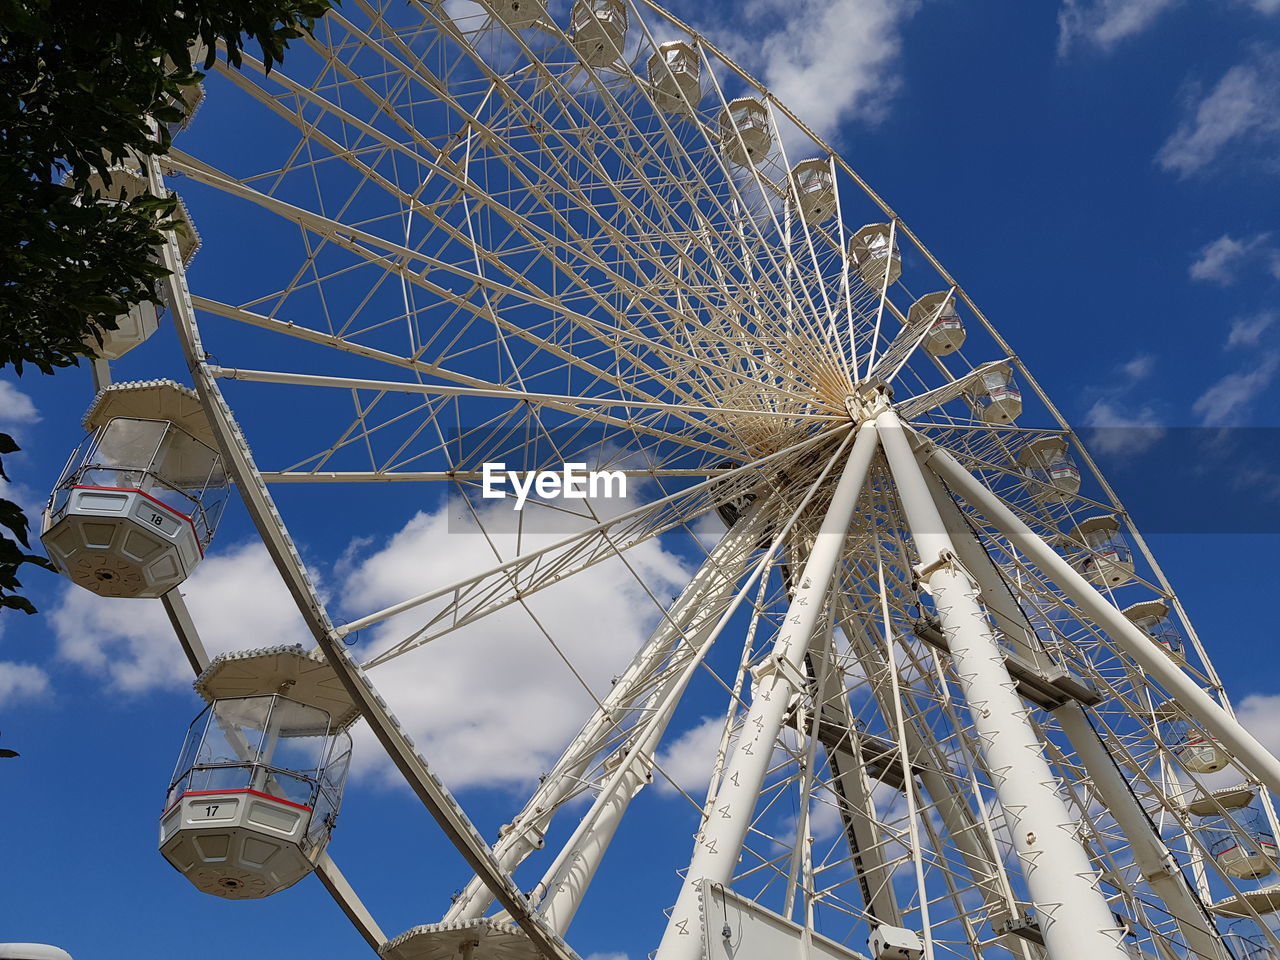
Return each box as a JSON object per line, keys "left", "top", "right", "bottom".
{"left": 163, "top": 787, "right": 313, "bottom": 816}
{"left": 74, "top": 485, "right": 204, "bottom": 557}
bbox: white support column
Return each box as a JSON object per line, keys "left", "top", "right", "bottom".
{"left": 877, "top": 409, "right": 1129, "bottom": 960}
{"left": 654, "top": 420, "right": 881, "bottom": 960}
{"left": 1054, "top": 702, "right": 1227, "bottom": 960}
{"left": 922, "top": 440, "right": 1280, "bottom": 801}
{"left": 836, "top": 602, "right": 1018, "bottom": 931}
{"left": 923, "top": 468, "right": 1223, "bottom": 956}
{"left": 534, "top": 721, "right": 660, "bottom": 933}
{"left": 919, "top": 469, "right": 1051, "bottom": 671}
{"left": 446, "top": 505, "right": 774, "bottom": 922}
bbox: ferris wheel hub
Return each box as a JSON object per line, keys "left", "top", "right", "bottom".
{"left": 843, "top": 384, "right": 893, "bottom": 423}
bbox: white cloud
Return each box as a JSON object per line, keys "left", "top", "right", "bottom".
{"left": 1237, "top": 693, "right": 1280, "bottom": 759}
{"left": 653, "top": 713, "right": 725, "bottom": 797}
{"left": 1083, "top": 399, "right": 1166, "bottom": 454}
{"left": 1057, "top": 0, "right": 1178, "bottom": 55}
{"left": 692, "top": 511, "right": 728, "bottom": 552}
{"left": 1240, "top": 0, "right": 1280, "bottom": 13}
{"left": 0, "top": 474, "right": 43, "bottom": 520}
{"left": 1227, "top": 311, "right": 1277, "bottom": 349}
{"left": 0, "top": 381, "right": 40, "bottom": 431}
{"left": 1157, "top": 58, "right": 1280, "bottom": 177}
{"left": 807, "top": 795, "right": 845, "bottom": 838}
{"left": 1192, "top": 353, "right": 1280, "bottom": 426}
{"left": 348, "top": 501, "right": 691, "bottom": 791}
{"left": 50, "top": 541, "right": 314, "bottom": 692}
{"left": 1081, "top": 353, "right": 1166, "bottom": 454}
{"left": 773, "top": 794, "right": 846, "bottom": 852}
{"left": 1120, "top": 354, "right": 1156, "bottom": 381}
{"left": 42, "top": 485, "right": 698, "bottom": 794}
{"left": 1189, "top": 233, "right": 1271, "bottom": 285}
{"left": 711, "top": 0, "right": 920, "bottom": 143}
{"left": 0, "top": 661, "right": 51, "bottom": 702}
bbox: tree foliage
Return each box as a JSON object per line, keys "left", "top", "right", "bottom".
{"left": 0, "top": 434, "right": 54, "bottom": 615}
{"left": 0, "top": 0, "right": 335, "bottom": 612}
{"left": 1, "top": 0, "right": 335, "bottom": 373}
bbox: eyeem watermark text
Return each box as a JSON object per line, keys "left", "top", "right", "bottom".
{"left": 481, "top": 462, "right": 627, "bottom": 510}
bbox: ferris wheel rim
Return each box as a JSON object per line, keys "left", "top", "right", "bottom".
{"left": 118, "top": 3, "right": 1280, "bottom": 958}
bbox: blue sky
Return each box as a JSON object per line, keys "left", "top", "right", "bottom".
{"left": 3, "top": 0, "right": 1280, "bottom": 957}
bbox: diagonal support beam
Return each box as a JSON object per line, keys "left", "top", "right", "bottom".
{"left": 834, "top": 594, "right": 1022, "bottom": 940}
{"left": 1054, "top": 702, "right": 1227, "bottom": 960}
{"left": 444, "top": 503, "right": 776, "bottom": 923}
{"left": 877, "top": 408, "right": 1130, "bottom": 960}
{"left": 654, "top": 418, "right": 881, "bottom": 960}
{"left": 921, "top": 438, "right": 1280, "bottom": 800}
{"left": 809, "top": 610, "right": 904, "bottom": 927}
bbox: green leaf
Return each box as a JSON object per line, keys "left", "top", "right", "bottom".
{"left": 0, "top": 596, "right": 38, "bottom": 615}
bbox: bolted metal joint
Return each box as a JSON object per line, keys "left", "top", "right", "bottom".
{"left": 844, "top": 383, "right": 893, "bottom": 423}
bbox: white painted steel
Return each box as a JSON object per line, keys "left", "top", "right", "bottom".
{"left": 92, "top": 3, "right": 1280, "bottom": 956}
{"left": 446, "top": 504, "right": 778, "bottom": 923}
{"left": 1054, "top": 702, "right": 1226, "bottom": 960}
{"left": 923, "top": 440, "right": 1280, "bottom": 800}
{"left": 877, "top": 409, "right": 1130, "bottom": 960}
{"left": 655, "top": 420, "right": 881, "bottom": 960}
{"left": 528, "top": 441, "right": 863, "bottom": 930}
{"left": 697, "top": 881, "right": 872, "bottom": 960}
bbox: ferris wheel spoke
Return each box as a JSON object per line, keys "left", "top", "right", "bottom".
{"left": 209, "top": 366, "right": 827, "bottom": 470}
{"left": 433, "top": 24, "right": 789, "bottom": 291}
{"left": 358, "top": 7, "right": 860, "bottom": 391}
{"left": 352, "top": 425, "right": 846, "bottom": 663}
{"left": 154, "top": 588, "right": 389, "bottom": 949}
{"left": 85, "top": 2, "right": 1270, "bottom": 955}
{"left": 869, "top": 285, "right": 957, "bottom": 385}
{"left": 807, "top": 600, "right": 909, "bottom": 926}
{"left": 175, "top": 142, "right": 829, "bottom": 427}
{"left": 173, "top": 154, "right": 761, "bottom": 413}
{"left": 830, "top": 576, "right": 1028, "bottom": 946}
{"left": 874, "top": 408, "right": 1140, "bottom": 958}
{"left": 896, "top": 358, "right": 1015, "bottom": 422}
{"left": 192, "top": 296, "right": 672, "bottom": 412}
{"left": 214, "top": 28, "right": 859, "bottom": 418}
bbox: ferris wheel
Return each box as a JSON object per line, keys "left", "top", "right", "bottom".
{"left": 38, "top": 2, "right": 1280, "bottom": 960}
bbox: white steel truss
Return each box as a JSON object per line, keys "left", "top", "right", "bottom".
{"left": 77, "top": 2, "right": 1280, "bottom": 960}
